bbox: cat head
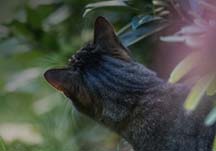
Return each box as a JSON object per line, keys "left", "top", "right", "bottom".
{"left": 44, "top": 16, "right": 158, "bottom": 131}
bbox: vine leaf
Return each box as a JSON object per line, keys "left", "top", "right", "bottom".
{"left": 119, "top": 19, "right": 169, "bottom": 47}
{"left": 0, "top": 38, "right": 30, "bottom": 56}
{"left": 207, "top": 75, "right": 216, "bottom": 96}
{"left": 42, "top": 5, "right": 70, "bottom": 30}
{"left": 199, "top": 0, "right": 216, "bottom": 13}
{"left": 213, "top": 135, "right": 216, "bottom": 151}
{"left": 4, "top": 68, "right": 42, "bottom": 93}
{"left": 184, "top": 74, "right": 215, "bottom": 111}
{"left": 0, "top": 138, "right": 6, "bottom": 151}
{"left": 83, "top": 0, "right": 134, "bottom": 17}
{"left": 131, "top": 15, "right": 162, "bottom": 30}
{"left": 168, "top": 52, "right": 201, "bottom": 83}
{"left": 205, "top": 107, "right": 216, "bottom": 126}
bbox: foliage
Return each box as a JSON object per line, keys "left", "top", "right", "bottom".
{"left": 162, "top": 1, "right": 216, "bottom": 119}
{"left": 0, "top": 137, "right": 6, "bottom": 151}
{"left": 0, "top": 0, "right": 120, "bottom": 151}
{"left": 83, "top": 0, "right": 216, "bottom": 109}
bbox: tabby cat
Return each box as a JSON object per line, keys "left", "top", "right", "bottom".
{"left": 44, "top": 16, "right": 216, "bottom": 151}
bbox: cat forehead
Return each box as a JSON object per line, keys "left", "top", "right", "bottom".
{"left": 68, "top": 44, "right": 103, "bottom": 69}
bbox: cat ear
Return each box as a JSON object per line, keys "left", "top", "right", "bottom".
{"left": 44, "top": 68, "right": 68, "bottom": 92}
{"left": 94, "top": 16, "right": 115, "bottom": 44}
{"left": 44, "top": 68, "right": 92, "bottom": 109}
{"left": 94, "top": 16, "right": 131, "bottom": 61}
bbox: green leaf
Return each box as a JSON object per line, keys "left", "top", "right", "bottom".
{"left": 29, "top": 0, "right": 60, "bottom": 8}
{"left": 26, "top": 5, "right": 55, "bottom": 29}
{"left": 168, "top": 52, "right": 201, "bottom": 83}
{"left": 117, "top": 23, "right": 131, "bottom": 36}
{"left": 7, "top": 20, "right": 33, "bottom": 40}
{"left": 153, "top": 0, "right": 169, "bottom": 7}
{"left": 119, "top": 20, "right": 169, "bottom": 47}
{"left": 83, "top": 0, "right": 135, "bottom": 17}
{"left": 4, "top": 68, "right": 42, "bottom": 93}
{"left": 41, "top": 31, "right": 59, "bottom": 50}
{"left": 0, "top": 38, "right": 30, "bottom": 56}
{"left": 42, "top": 5, "right": 70, "bottom": 30}
{"left": 184, "top": 74, "right": 215, "bottom": 111}
{"left": 199, "top": 1, "right": 216, "bottom": 13}
{"left": 0, "top": 25, "right": 9, "bottom": 39}
{"left": 207, "top": 75, "right": 216, "bottom": 96}
{"left": 85, "top": 0, "right": 129, "bottom": 9}
{"left": 0, "top": 137, "right": 6, "bottom": 151}
{"left": 205, "top": 106, "right": 216, "bottom": 126}
{"left": 131, "top": 15, "right": 162, "bottom": 30}
{"left": 213, "top": 135, "right": 216, "bottom": 151}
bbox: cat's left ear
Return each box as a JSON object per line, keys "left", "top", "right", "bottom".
{"left": 94, "top": 16, "right": 131, "bottom": 61}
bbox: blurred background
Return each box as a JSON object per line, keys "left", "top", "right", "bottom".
{"left": 0, "top": 0, "right": 216, "bottom": 151}
{"left": 0, "top": 0, "right": 126, "bottom": 151}
{"left": 0, "top": 0, "right": 152, "bottom": 150}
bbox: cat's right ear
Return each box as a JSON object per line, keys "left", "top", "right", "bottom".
{"left": 93, "top": 16, "right": 131, "bottom": 61}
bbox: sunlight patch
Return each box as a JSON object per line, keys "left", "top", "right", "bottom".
{"left": 0, "top": 123, "right": 43, "bottom": 145}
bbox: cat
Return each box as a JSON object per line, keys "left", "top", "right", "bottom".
{"left": 44, "top": 16, "right": 216, "bottom": 151}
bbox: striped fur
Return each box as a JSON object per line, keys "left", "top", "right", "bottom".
{"left": 44, "top": 16, "right": 216, "bottom": 151}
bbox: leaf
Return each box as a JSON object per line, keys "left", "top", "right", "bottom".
{"left": 0, "top": 123, "right": 43, "bottom": 145}
{"left": 29, "top": 0, "right": 60, "bottom": 8}
{"left": 160, "top": 35, "right": 186, "bottom": 43}
{"left": 83, "top": 0, "right": 135, "bottom": 17}
{"left": 131, "top": 15, "right": 162, "bottom": 30}
{"left": 85, "top": 0, "right": 128, "bottom": 9}
{"left": 153, "top": 0, "right": 169, "bottom": 7}
{"left": 177, "top": 24, "right": 206, "bottom": 35}
{"left": 213, "top": 135, "right": 216, "bottom": 151}
{"left": 184, "top": 74, "right": 215, "bottom": 111}
{"left": 0, "top": 138, "right": 6, "bottom": 151}
{"left": 160, "top": 23, "right": 207, "bottom": 48}
{"left": 207, "top": 75, "right": 216, "bottom": 96}
{"left": 199, "top": 0, "right": 216, "bottom": 13}
{"left": 4, "top": 68, "right": 42, "bottom": 92}
{"left": 26, "top": 5, "right": 55, "bottom": 29}
{"left": 168, "top": 52, "right": 201, "bottom": 83}
{"left": 188, "top": 0, "right": 203, "bottom": 15}
{"left": 42, "top": 5, "right": 70, "bottom": 31}
{"left": 41, "top": 32, "right": 59, "bottom": 50}
{"left": 119, "top": 20, "right": 169, "bottom": 47}
{"left": 205, "top": 106, "right": 216, "bottom": 126}
{"left": 161, "top": 34, "right": 206, "bottom": 48}
{"left": 0, "top": 38, "right": 30, "bottom": 56}
{"left": 117, "top": 23, "right": 131, "bottom": 36}
{"left": 33, "top": 93, "right": 62, "bottom": 115}
{"left": 0, "top": 25, "right": 9, "bottom": 39}
{"left": 7, "top": 20, "right": 33, "bottom": 40}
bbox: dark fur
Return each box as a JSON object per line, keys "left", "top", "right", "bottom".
{"left": 44, "top": 17, "right": 216, "bottom": 151}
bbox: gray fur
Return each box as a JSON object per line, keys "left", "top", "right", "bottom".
{"left": 44, "top": 16, "right": 216, "bottom": 151}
